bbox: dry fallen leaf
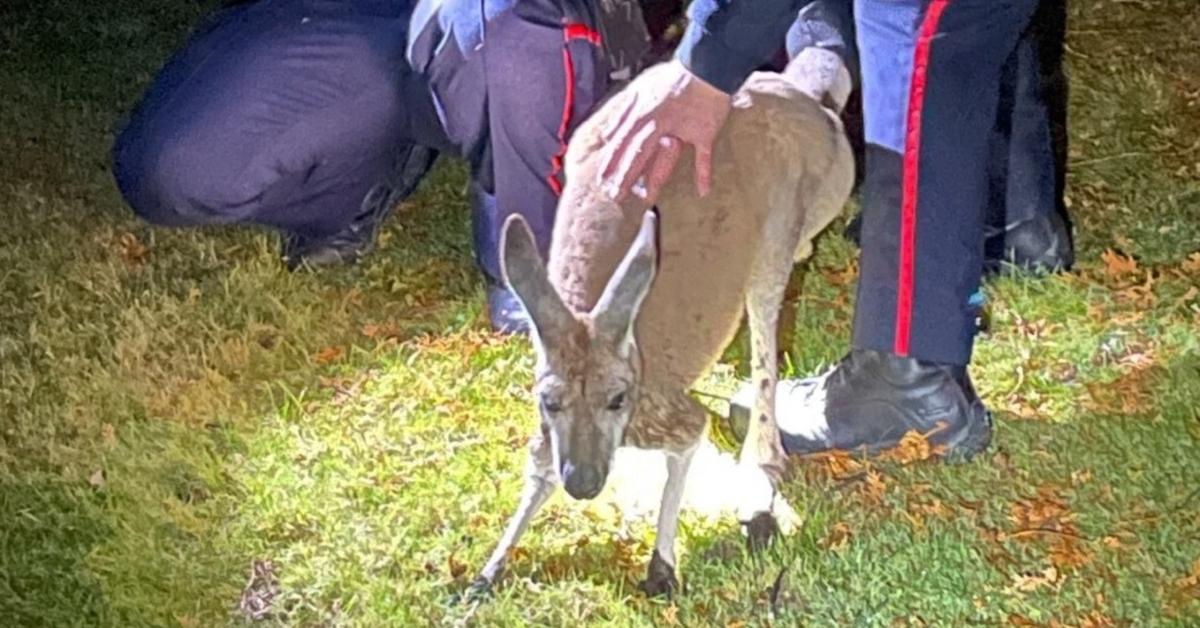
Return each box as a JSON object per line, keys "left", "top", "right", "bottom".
{"left": 805, "top": 449, "right": 865, "bottom": 480}
{"left": 1084, "top": 366, "right": 1162, "bottom": 415}
{"left": 825, "top": 259, "right": 859, "bottom": 286}
{"left": 823, "top": 522, "right": 853, "bottom": 552}
{"left": 361, "top": 322, "right": 403, "bottom": 341}
{"left": 1009, "top": 486, "right": 1077, "bottom": 535}
{"left": 1013, "top": 316, "right": 1063, "bottom": 340}
{"left": 1100, "top": 248, "right": 1139, "bottom": 277}
{"left": 1180, "top": 252, "right": 1200, "bottom": 274}
{"left": 448, "top": 553, "right": 468, "bottom": 579}
{"left": 313, "top": 346, "right": 345, "bottom": 365}
{"left": 1008, "top": 565, "right": 1063, "bottom": 594}
{"left": 1070, "top": 469, "right": 1093, "bottom": 486}
{"left": 1049, "top": 537, "right": 1092, "bottom": 571}
{"left": 1004, "top": 395, "right": 1045, "bottom": 421}
{"left": 880, "top": 429, "right": 945, "bottom": 464}
{"left": 1076, "top": 610, "right": 1117, "bottom": 628}
{"left": 910, "top": 497, "right": 952, "bottom": 521}
{"left": 1178, "top": 558, "right": 1200, "bottom": 590}
{"left": 117, "top": 232, "right": 150, "bottom": 266}
{"left": 861, "top": 470, "right": 888, "bottom": 505}
{"left": 661, "top": 604, "right": 679, "bottom": 625}
{"left": 1175, "top": 285, "right": 1199, "bottom": 310}
{"left": 88, "top": 469, "right": 106, "bottom": 489}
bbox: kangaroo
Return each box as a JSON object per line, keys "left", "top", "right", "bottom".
{"left": 473, "top": 49, "right": 856, "bottom": 597}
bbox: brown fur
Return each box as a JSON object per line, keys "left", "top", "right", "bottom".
{"left": 471, "top": 54, "right": 856, "bottom": 596}
{"left": 548, "top": 63, "right": 855, "bottom": 450}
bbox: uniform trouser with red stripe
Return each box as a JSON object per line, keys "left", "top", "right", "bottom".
{"left": 851, "top": 0, "right": 1041, "bottom": 366}
{"left": 407, "top": 0, "right": 608, "bottom": 284}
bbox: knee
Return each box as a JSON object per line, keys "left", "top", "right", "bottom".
{"left": 111, "top": 119, "right": 202, "bottom": 227}
{"left": 111, "top": 117, "right": 258, "bottom": 228}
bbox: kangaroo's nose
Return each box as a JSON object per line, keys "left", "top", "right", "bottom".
{"left": 562, "top": 461, "right": 604, "bottom": 500}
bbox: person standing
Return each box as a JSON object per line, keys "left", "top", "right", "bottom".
{"left": 598, "top": 0, "right": 1068, "bottom": 457}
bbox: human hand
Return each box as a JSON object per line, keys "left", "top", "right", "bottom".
{"left": 598, "top": 60, "right": 732, "bottom": 204}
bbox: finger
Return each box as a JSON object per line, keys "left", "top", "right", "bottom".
{"left": 693, "top": 143, "right": 715, "bottom": 198}
{"left": 599, "top": 112, "right": 644, "bottom": 184}
{"left": 640, "top": 136, "right": 683, "bottom": 205}
{"left": 603, "top": 122, "right": 662, "bottom": 201}
{"left": 601, "top": 91, "right": 638, "bottom": 142}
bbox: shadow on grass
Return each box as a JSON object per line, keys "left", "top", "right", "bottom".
{"left": 0, "top": 479, "right": 111, "bottom": 627}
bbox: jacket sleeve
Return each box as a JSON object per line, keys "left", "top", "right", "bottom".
{"left": 675, "top": 0, "right": 807, "bottom": 94}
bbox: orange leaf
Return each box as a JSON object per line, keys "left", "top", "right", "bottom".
{"left": 825, "top": 260, "right": 859, "bottom": 286}
{"left": 1084, "top": 366, "right": 1162, "bottom": 415}
{"left": 117, "top": 232, "right": 150, "bottom": 266}
{"left": 1180, "top": 252, "right": 1200, "bottom": 274}
{"left": 448, "top": 554, "right": 467, "bottom": 579}
{"left": 805, "top": 449, "right": 865, "bottom": 480}
{"left": 1100, "top": 248, "right": 1139, "bottom": 277}
{"left": 313, "top": 346, "right": 345, "bottom": 365}
{"left": 1008, "top": 486, "right": 1077, "bottom": 535}
{"left": 1178, "top": 558, "right": 1200, "bottom": 590}
{"left": 879, "top": 429, "right": 945, "bottom": 464}
{"left": 910, "top": 497, "right": 951, "bottom": 520}
{"left": 1077, "top": 611, "right": 1117, "bottom": 628}
{"left": 861, "top": 470, "right": 888, "bottom": 505}
{"left": 361, "top": 322, "right": 403, "bottom": 341}
{"left": 1004, "top": 395, "right": 1045, "bottom": 421}
{"left": 1049, "top": 537, "right": 1092, "bottom": 571}
{"left": 822, "top": 522, "right": 853, "bottom": 551}
{"left": 1175, "top": 286, "right": 1199, "bottom": 310}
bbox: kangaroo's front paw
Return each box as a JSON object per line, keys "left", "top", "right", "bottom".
{"left": 639, "top": 550, "right": 678, "bottom": 599}
{"left": 742, "top": 511, "right": 780, "bottom": 552}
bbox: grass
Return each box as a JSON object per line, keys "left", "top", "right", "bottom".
{"left": 1, "top": 0, "right": 1198, "bottom": 625}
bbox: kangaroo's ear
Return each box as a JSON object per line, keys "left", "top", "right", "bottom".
{"left": 592, "top": 210, "right": 659, "bottom": 349}
{"left": 500, "top": 214, "right": 573, "bottom": 344}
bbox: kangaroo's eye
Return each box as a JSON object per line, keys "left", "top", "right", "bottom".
{"left": 540, "top": 395, "right": 564, "bottom": 414}
{"left": 606, "top": 391, "right": 628, "bottom": 411}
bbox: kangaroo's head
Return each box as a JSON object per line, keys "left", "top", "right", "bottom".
{"left": 500, "top": 210, "right": 658, "bottom": 500}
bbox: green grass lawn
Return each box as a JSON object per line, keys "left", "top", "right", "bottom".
{"left": 2, "top": 0, "right": 1198, "bottom": 625}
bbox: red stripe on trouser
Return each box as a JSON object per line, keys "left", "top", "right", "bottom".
{"left": 547, "top": 23, "right": 601, "bottom": 196}
{"left": 563, "top": 23, "right": 601, "bottom": 45}
{"left": 895, "top": 0, "right": 952, "bottom": 356}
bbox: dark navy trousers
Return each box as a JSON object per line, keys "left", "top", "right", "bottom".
{"left": 111, "top": 0, "right": 609, "bottom": 286}
{"left": 112, "top": 0, "right": 445, "bottom": 240}
{"left": 791, "top": 0, "right": 1066, "bottom": 365}
{"left": 406, "top": 0, "right": 609, "bottom": 283}
{"left": 850, "top": 0, "right": 1047, "bottom": 366}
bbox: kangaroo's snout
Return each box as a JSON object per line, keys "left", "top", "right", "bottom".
{"left": 561, "top": 460, "right": 606, "bottom": 500}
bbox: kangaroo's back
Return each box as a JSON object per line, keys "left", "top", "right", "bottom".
{"left": 548, "top": 62, "right": 855, "bottom": 391}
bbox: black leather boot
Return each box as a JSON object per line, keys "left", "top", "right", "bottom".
{"left": 281, "top": 144, "right": 438, "bottom": 271}
{"left": 728, "top": 348, "right": 992, "bottom": 459}
{"left": 983, "top": 211, "right": 1074, "bottom": 274}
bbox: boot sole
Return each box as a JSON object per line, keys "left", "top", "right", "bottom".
{"left": 721, "top": 400, "right": 994, "bottom": 462}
